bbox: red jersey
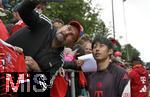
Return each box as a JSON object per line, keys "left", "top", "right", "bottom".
{"left": 0, "top": 40, "right": 26, "bottom": 72}
{"left": 11, "top": 20, "right": 26, "bottom": 35}
{"left": 0, "top": 19, "right": 9, "bottom": 41}
{"left": 0, "top": 40, "right": 26, "bottom": 97}
{"left": 129, "top": 64, "right": 149, "bottom": 97}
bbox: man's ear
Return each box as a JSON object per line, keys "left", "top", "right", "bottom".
{"left": 108, "top": 49, "right": 113, "bottom": 55}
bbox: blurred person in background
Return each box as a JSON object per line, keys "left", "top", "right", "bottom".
{"left": 9, "top": 4, "right": 26, "bottom": 35}
{"left": 0, "top": 1, "right": 9, "bottom": 40}
{"left": 7, "top": 3, "right": 44, "bottom": 35}
{"left": 128, "top": 56, "right": 149, "bottom": 97}
{"left": 78, "top": 34, "right": 92, "bottom": 54}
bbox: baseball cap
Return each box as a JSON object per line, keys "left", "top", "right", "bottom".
{"left": 68, "top": 20, "right": 83, "bottom": 41}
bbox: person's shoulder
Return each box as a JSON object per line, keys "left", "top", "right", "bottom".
{"left": 109, "top": 62, "right": 130, "bottom": 81}
{"left": 39, "top": 14, "right": 53, "bottom": 28}
{"left": 109, "top": 62, "right": 127, "bottom": 74}
{"left": 128, "top": 69, "right": 137, "bottom": 78}
{"left": 85, "top": 72, "right": 97, "bottom": 80}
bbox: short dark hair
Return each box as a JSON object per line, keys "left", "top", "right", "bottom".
{"left": 131, "top": 56, "right": 142, "bottom": 65}
{"left": 92, "top": 36, "right": 113, "bottom": 49}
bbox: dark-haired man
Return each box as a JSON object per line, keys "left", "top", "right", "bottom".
{"left": 87, "top": 36, "right": 130, "bottom": 97}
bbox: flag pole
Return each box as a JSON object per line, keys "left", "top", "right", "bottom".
{"left": 122, "top": 0, "right": 129, "bottom": 61}
{"left": 111, "top": 0, "right": 116, "bottom": 39}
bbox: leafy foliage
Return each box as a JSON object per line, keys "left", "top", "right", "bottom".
{"left": 146, "top": 62, "right": 150, "bottom": 69}
{"left": 2, "top": 0, "right": 110, "bottom": 37}
{"left": 25, "top": 0, "right": 109, "bottom": 37}
{"left": 122, "top": 44, "right": 140, "bottom": 62}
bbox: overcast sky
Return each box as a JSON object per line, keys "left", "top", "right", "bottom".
{"left": 91, "top": 0, "right": 150, "bottom": 62}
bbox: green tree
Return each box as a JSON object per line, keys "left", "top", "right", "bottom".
{"left": 146, "top": 62, "right": 150, "bottom": 69}
{"left": 2, "top": 0, "right": 110, "bottom": 37}
{"left": 122, "top": 44, "right": 140, "bottom": 62}
{"left": 44, "top": 0, "right": 109, "bottom": 37}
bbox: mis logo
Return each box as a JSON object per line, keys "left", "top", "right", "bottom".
{"left": 5, "top": 73, "right": 49, "bottom": 93}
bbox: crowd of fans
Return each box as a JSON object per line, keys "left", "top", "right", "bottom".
{"left": 0, "top": 0, "right": 150, "bottom": 97}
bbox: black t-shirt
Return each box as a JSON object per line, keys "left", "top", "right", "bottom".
{"left": 87, "top": 62, "right": 129, "bottom": 97}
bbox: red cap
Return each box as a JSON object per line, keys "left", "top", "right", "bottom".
{"left": 68, "top": 20, "right": 83, "bottom": 40}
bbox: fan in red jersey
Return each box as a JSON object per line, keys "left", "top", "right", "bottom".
{"left": 0, "top": 39, "right": 26, "bottom": 97}
{"left": 129, "top": 56, "right": 149, "bottom": 97}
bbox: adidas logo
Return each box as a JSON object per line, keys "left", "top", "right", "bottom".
{"left": 140, "top": 85, "right": 147, "bottom": 93}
